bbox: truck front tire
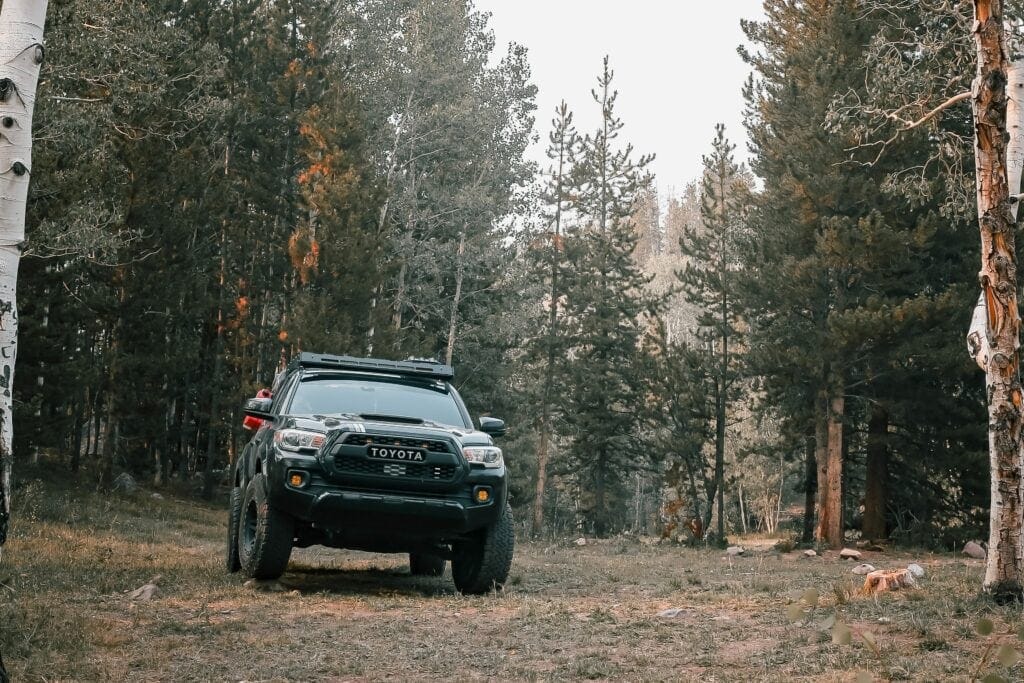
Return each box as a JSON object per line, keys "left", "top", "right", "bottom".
{"left": 237, "top": 473, "right": 293, "bottom": 580}
{"left": 452, "top": 504, "right": 514, "bottom": 595}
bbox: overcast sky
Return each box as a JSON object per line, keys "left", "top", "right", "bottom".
{"left": 474, "top": 0, "right": 766, "bottom": 196}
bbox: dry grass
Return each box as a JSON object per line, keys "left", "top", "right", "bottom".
{"left": 0, "top": 473, "right": 1021, "bottom": 682}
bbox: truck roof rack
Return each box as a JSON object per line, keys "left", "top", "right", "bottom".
{"left": 291, "top": 352, "right": 455, "bottom": 381}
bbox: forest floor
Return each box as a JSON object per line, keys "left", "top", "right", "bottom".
{"left": 0, "top": 471, "right": 1019, "bottom": 682}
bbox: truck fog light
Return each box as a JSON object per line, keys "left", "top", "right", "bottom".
{"left": 474, "top": 486, "right": 492, "bottom": 503}
{"left": 288, "top": 470, "right": 309, "bottom": 488}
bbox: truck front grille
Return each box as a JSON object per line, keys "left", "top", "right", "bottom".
{"left": 334, "top": 455, "right": 458, "bottom": 481}
{"left": 341, "top": 433, "right": 452, "bottom": 453}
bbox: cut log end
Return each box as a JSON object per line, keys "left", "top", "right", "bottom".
{"left": 861, "top": 568, "right": 917, "bottom": 594}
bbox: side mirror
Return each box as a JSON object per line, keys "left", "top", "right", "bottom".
{"left": 479, "top": 416, "right": 506, "bottom": 438}
{"left": 244, "top": 397, "right": 274, "bottom": 420}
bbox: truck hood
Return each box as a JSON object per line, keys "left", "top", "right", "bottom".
{"left": 281, "top": 414, "right": 494, "bottom": 447}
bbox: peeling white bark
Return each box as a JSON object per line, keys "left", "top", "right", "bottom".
{"left": 0, "top": 0, "right": 47, "bottom": 557}
{"left": 969, "top": 2, "right": 1024, "bottom": 597}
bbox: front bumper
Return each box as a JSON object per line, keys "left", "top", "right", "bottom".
{"left": 266, "top": 452, "right": 507, "bottom": 539}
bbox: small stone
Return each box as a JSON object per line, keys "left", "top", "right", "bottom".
{"left": 963, "top": 541, "right": 987, "bottom": 559}
{"left": 574, "top": 537, "right": 587, "bottom": 547}
{"left": 657, "top": 608, "right": 684, "bottom": 618}
{"left": 150, "top": 492, "right": 163, "bottom": 500}
{"left": 725, "top": 545, "right": 745, "bottom": 557}
{"left": 129, "top": 582, "right": 159, "bottom": 601}
{"left": 839, "top": 548, "right": 862, "bottom": 560}
{"left": 852, "top": 563, "right": 876, "bottom": 575}
{"left": 803, "top": 549, "right": 817, "bottom": 558}
{"left": 907, "top": 563, "right": 926, "bottom": 579}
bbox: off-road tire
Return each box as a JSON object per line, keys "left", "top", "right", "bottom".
{"left": 225, "top": 485, "right": 243, "bottom": 573}
{"left": 237, "top": 473, "right": 293, "bottom": 580}
{"left": 409, "top": 553, "right": 446, "bottom": 577}
{"left": 452, "top": 504, "right": 514, "bottom": 595}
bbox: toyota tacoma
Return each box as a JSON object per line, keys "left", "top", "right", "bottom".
{"left": 225, "top": 353, "right": 513, "bottom": 595}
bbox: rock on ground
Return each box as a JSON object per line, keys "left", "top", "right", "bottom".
{"left": 907, "top": 563, "right": 926, "bottom": 579}
{"left": 725, "top": 546, "right": 745, "bottom": 557}
{"left": 963, "top": 541, "right": 986, "bottom": 560}
{"left": 112, "top": 472, "right": 137, "bottom": 494}
{"left": 129, "top": 575, "right": 162, "bottom": 601}
{"left": 851, "top": 563, "right": 876, "bottom": 575}
{"left": 657, "top": 608, "right": 685, "bottom": 618}
{"left": 574, "top": 537, "right": 587, "bottom": 547}
{"left": 839, "top": 548, "right": 862, "bottom": 560}
{"left": 803, "top": 549, "right": 817, "bottom": 558}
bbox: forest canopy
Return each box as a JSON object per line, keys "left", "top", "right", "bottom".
{"left": 10, "top": 0, "right": 994, "bottom": 552}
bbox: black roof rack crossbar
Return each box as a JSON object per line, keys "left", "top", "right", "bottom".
{"left": 292, "top": 352, "right": 454, "bottom": 381}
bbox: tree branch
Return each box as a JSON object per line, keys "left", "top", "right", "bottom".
{"left": 849, "top": 90, "right": 972, "bottom": 166}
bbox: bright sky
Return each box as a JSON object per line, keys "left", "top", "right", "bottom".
{"left": 474, "top": 0, "right": 765, "bottom": 196}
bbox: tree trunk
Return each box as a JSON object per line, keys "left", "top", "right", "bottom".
{"left": 813, "top": 396, "right": 828, "bottom": 544}
{"left": 818, "top": 392, "right": 844, "bottom": 548}
{"left": 971, "top": 0, "right": 1024, "bottom": 600}
{"left": 70, "top": 395, "right": 83, "bottom": 474}
{"left": 862, "top": 405, "right": 889, "bottom": 541}
{"left": 98, "top": 411, "right": 118, "bottom": 490}
{"left": 0, "top": 0, "right": 46, "bottom": 557}
{"left": 714, "top": 377, "right": 726, "bottom": 540}
{"left": 594, "top": 454, "right": 606, "bottom": 536}
{"left": 737, "top": 480, "right": 747, "bottom": 534}
{"left": 802, "top": 427, "right": 816, "bottom": 544}
{"left": 533, "top": 421, "right": 551, "bottom": 535}
{"left": 444, "top": 230, "right": 466, "bottom": 366}
{"left": 392, "top": 260, "right": 407, "bottom": 333}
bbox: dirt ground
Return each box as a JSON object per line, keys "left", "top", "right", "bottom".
{"left": 0, "top": 475, "right": 1021, "bottom": 682}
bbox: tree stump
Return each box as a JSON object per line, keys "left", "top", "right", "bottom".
{"left": 861, "top": 568, "right": 917, "bottom": 594}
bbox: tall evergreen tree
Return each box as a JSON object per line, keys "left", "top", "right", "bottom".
{"left": 559, "top": 58, "right": 660, "bottom": 535}
{"left": 677, "top": 124, "right": 748, "bottom": 540}
{"left": 526, "top": 101, "right": 577, "bottom": 535}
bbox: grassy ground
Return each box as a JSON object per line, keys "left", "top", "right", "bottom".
{"left": 0, "top": 473, "right": 1020, "bottom": 682}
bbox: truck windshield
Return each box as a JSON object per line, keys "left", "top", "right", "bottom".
{"left": 287, "top": 377, "right": 467, "bottom": 428}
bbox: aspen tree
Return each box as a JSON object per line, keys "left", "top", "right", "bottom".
{"left": 0, "top": 0, "right": 47, "bottom": 557}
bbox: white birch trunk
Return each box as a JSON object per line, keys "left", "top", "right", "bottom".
{"left": 986, "top": 54, "right": 1024, "bottom": 591}
{"left": 968, "top": 2, "right": 1024, "bottom": 597}
{"left": 967, "top": 54, "right": 1024, "bottom": 369}
{"left": 0, "top": 0, "right": 47, "bottom": 556}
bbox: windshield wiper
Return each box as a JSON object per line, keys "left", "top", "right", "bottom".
{"left": 359, "top": 413, "right": 424, "bottom": 425}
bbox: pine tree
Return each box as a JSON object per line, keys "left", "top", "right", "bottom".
{"left": 526, "top": 101, "right": 578, "bottom": 535}
{"left": 560, "top": 57, "right": 660, "bottom": 536}
{"left": 677, "top": 124, "right": 748, "bottom": 540}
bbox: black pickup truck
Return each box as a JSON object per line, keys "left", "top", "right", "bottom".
{"left": 225, "top": 353, "right": 513, "bottom": 594}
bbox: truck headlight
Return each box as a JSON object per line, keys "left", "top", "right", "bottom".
{"left": 462, "top": 446, "right": 503, "bottom": 468}
{"left": 274, "top": 429, "right": 326, "bottom": 453}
